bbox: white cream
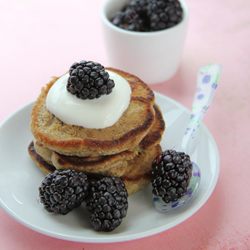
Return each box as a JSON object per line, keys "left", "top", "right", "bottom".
{"left": 46, "top": 70, "right": 131, "bottom": 129}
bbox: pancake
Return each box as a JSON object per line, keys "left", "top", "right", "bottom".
{"left": 32, "top": 139, "right": 52, "bottom": 162}
{"left": 34, "top": 139, "right": 138, "bottom": 177}
{"left": 30, "top": 68, "right": 156, "bottom": 157}
{"left": 139, "top": 103, "right": 165, "bottom": 149}
{"left": 28, "top": 141, "right": 161, "bottom": 195}
{"left": 28, "top": 141, "right": 55, "bottom": 176}
{"left": 122, "top": 144, "right": 162, "bottom": 195}
{"left": 32, "top": 102, "right": 165, "bottom": 176}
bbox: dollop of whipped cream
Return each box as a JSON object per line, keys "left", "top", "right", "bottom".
{"left": 46, "top": 70, "right": 131, "bottom": 129}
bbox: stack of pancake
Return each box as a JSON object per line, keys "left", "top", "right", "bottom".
{"left": 28, "top": 68, "right": 165, "bottom": 195}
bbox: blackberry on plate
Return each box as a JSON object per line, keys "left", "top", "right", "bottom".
{"left": 151, "top": 149, "right": 193, "bottom": 203}
{"left": 86, "top": 177, "right": 128, "bottom": 232}
{"left": 39, "top": 170, "right": 89, "bottom": 215}
{"left": 146, "top": 0, "right": 183, "bottom": 31}
{"left": 111, "top": 9, "right": 145, "bottom": 31}
{"left": 67, "top": 60, "right": 115, "bottom": 100}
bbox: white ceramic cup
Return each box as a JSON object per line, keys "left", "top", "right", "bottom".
{"left": 101, "top": 0, "right": 189, "bottom": 84}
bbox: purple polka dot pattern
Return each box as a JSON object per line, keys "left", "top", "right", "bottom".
{"left": 202, "top": 75, "right": 211, "bottom": 83}
{"left": 197, "top": 94, "right": 204, "bottom": 100}
{"left": 193, "top": 172, "right": 201, "bottom": 177}
{"left": 212, "top": 83, "right": 217, "bottom": 89}
{"left": 181, "top": 63, "right": 222, "bottom": 152}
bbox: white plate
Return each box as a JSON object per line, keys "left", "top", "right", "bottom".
{"left": 0, "top": 92, "right": 220, "bottom": 243}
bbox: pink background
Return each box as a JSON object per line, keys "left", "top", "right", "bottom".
{"left": 1, "top": 0, "right": 250, "bottom": 249}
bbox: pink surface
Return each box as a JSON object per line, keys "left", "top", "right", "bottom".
{"left": 0, "top": 0, "right": 250, "bottom": 249}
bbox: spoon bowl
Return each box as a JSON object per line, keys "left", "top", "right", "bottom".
{"left": 153, "top": 162, "right": 200, "bottom": 212}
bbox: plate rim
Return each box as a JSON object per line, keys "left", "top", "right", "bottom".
{"left": 0, "top": 92, "right": 220, "bottom": 243}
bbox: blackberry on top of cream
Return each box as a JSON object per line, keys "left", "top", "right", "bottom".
{"left": 46, "top": 61, "right": 131, "bottom": 129}
{"left": 66, "top": 60, "right": 115, "bottom": 100}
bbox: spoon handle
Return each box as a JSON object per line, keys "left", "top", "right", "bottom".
{"left": 181, "top": 63, "right": 222, "bottom": 152}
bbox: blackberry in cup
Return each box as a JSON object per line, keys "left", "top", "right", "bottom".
{"left": 110, "top": 0, "right": 183, "bottom": 32}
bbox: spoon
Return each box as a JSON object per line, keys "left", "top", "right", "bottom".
{"left": 153, "top": 63, "right": 222, "bottom": 212}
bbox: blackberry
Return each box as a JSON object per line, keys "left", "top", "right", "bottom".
{"left": 39, "top": 170, "right": 89, "bottom": 215}
{"left": 146, "top": 0, "right": 183, "bottom": 31}
{"left": 110, "top": 0, "right": 183, "bottom": 32}
{"left": 123, "top": 0, "right": 149, "bottom": 14}
{"left": 123, "top": 0, "right": 150, "bottom": 20}
{"left": 111, "top": 9, "right": 145, "bottom": 31}
{"left": 67, "top": 60, "right": 115, "bottom": 100}
{"left": 151, "top": 149, "right": 193, "bottom": 203}
{"left": 86, "top": 177, "right": 128, "bottom": 232}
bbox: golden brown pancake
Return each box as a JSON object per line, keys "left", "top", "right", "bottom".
{"left": 32, "top": 139, "right": 52, "bottom": 162}
{"left": 34, "top": 138, "right": 137, "bottom": 177}
{"left": 33, "top": 136, "right": 158, "bottom": 178}
{"left": 30, "top": 68, "right": 156, "bottom": 157}
{"left": 139, "top": 103, "right": 165, "bottom": 149}
{"left": 28, "top": 141, "right": 161, "bottom": 195}
{"left": 122, "top": 144, "right": 162, "bottom": 195}
{"left": 32, "top": 102, "right": 165, "bottom": 177}
{"left": 28, "top": 141, "right": 55, "bottom": 176}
